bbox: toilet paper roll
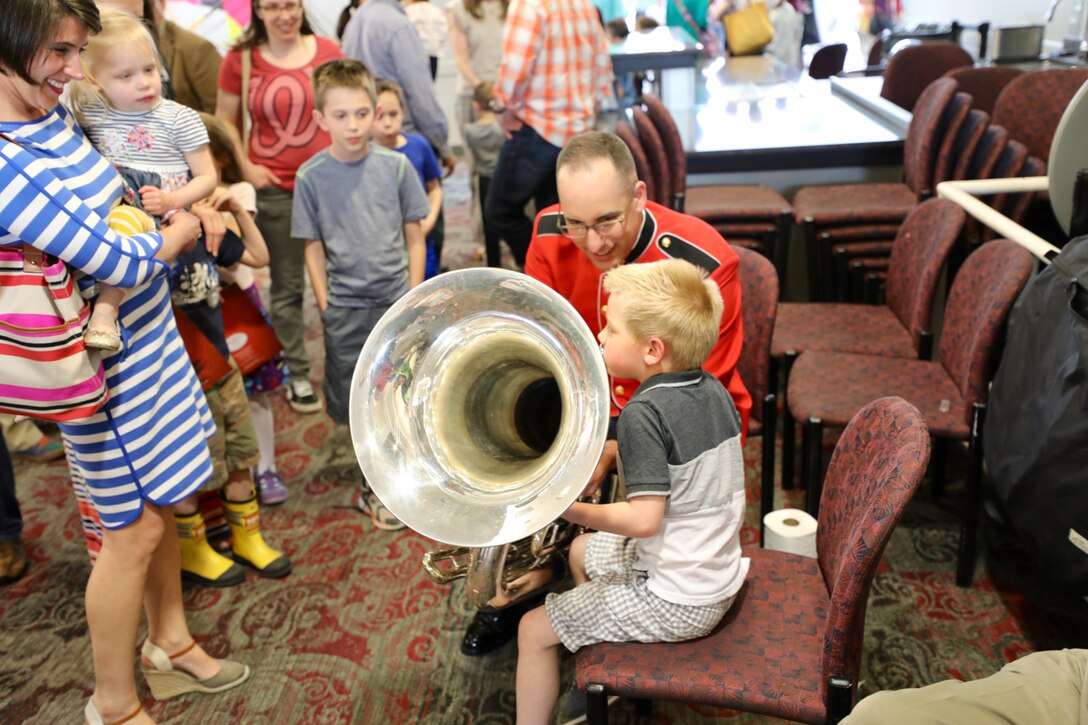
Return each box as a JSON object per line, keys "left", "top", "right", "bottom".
{"left": 763, "top": 508, "right": 818, "bottom": 558}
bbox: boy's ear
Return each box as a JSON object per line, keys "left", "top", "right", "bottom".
{"left": 644, "top": 336, "right": 666, "bottom": 366}
{"left": 374, "top": 101, "right": 383, "bottom": 119}
{"left": 312, "top": 108, "right": 328, "bottom": 132}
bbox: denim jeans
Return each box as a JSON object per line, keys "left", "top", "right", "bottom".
{"left": 484, "top": 124, "right": 561, "bottom": 267}
{"left": 0, "top": 432, "right": 22, "bottom": 542}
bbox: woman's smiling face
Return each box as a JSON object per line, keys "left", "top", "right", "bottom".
{"left": 1, "top": 15, "right": 90, "bottom": 120}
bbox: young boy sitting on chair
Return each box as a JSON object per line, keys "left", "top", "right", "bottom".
{"left": 515, "top": 258, "right": 749, "bottom": 724}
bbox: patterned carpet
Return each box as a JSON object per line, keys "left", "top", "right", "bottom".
{"left": 2, "top": 164, "right": 1086, "bottom": 724}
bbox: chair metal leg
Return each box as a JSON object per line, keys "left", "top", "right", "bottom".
{"left": 781, "top": 352, "right": 797, "bottom": 490}
{"left": 930, "top": 436, "right": 947, "bottom": 500}
{"left": 827, "top": 676, "right": 854, "bottom": 723}
{"left": 587, "top": 683, "right": 609, "bottom": 724}
{"left": 956, "top": 404, "right": 986, "bottom": 587}
{"left": 775, "top": 211, "right": 792, "bottom": 296}
{"left": 804, "top": 417, "right": 823, "bottom": 518}
{"left": 917, "top": 330, "right": 934, "bottom": 361}
{"left": 760, "top": 393, "right": 778, "bottom": 547}
{"left": 803, "top": 219, "right": 824, "bottom": 301}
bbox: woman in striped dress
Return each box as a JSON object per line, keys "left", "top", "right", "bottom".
{"left": 0, "top": 1, "right": 249, "bottom": 723}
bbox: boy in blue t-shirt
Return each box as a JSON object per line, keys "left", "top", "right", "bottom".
{"left": 372, "top": 78, "right": 443, "bottom": 278}
{"left": 292, "top": 60, "right": 430, "bottom": 531}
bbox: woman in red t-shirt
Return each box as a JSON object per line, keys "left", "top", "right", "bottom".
{"left": 215, "top": 0, "right": 341, "bottom": 416}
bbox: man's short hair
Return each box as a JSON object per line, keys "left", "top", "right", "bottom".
{"left": 556, "top": 131, "right": 637, "bottom": 192}
{"left": 603, "top": 259, "right": 723, "bottom": 370}
{"left": 375, "top": 77, "right": 406, "bottom": 111}
{"left": 0, "top": 0, "right": 101, "bottom": 84}
{"left": 311, "top": 59, "right": 377, "bottom": 111}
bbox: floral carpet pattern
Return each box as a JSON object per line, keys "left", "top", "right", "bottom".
{"left": 1, "top": 166, "right": 1085, "bottom": 724}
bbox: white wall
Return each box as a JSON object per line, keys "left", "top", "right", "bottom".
{"left": 901, "top": 0, "right": 1079, "bottom": 47}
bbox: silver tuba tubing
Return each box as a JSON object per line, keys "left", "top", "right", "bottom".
{"left": 349, "top": 268, "right": 609, "bottom": 549}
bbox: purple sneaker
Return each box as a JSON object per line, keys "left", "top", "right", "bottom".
{"left": 255, "top": 469, "right": 288, "bottom": 506}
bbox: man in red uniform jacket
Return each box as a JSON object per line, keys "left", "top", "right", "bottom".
{"left": 527, "top": 131, "right": 750, "bottom": 450}
{"left": 460, "top": 130, "right": 750, "bottom": 658}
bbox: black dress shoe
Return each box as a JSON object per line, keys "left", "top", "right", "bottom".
{"left": 460, "top": 593, "right": 545, "bottom": 656}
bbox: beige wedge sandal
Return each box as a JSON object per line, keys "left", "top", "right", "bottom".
{"left": 140, "top": 640, "right": 250, "bottom": 700}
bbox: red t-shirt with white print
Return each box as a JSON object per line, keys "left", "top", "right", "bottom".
{"left": 218, "top": 36, "right": 342, "bottom": 192}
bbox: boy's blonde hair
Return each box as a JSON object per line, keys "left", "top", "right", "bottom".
{"left": 472, "top": 81, "right": 495, "bottom": 109}
{"left": 603, "top": 259, "right": 723, "bottom": 370}
{"left": 68, "top": 6, "right": 157, "bottom": 121}
{"left": 311, "top": 59, "right": 378, "bottom": 111}
{"left": 375, "top": 78, "right": 406, "bottom": 111}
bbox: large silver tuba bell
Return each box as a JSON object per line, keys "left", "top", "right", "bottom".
{"left": 349, "top": 269, "right": 609, "bottom": 605}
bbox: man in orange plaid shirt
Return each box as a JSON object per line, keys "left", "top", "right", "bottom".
{"left": 483, "top": 0, "right": 616, "bottom": 270}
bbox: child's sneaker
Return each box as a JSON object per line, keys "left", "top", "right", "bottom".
{"left": 255, "top": 469, "right": 288, "bottom": 506}
{"left": 285, "top": 378, "right": 322, "bottom": 414}
{"left": 354, "top": 483, "right": 405, "bottom": 531}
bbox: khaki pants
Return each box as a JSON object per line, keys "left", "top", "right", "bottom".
{"left": 844, "top": 649, "right": 1088, "bottom": 725}
{"left": 0, "top": 415, "right": 44, "bottom": 453}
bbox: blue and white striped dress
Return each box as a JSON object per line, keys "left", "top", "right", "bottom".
{"left": 0, "top": 106, "right": 215, "bottom": 530}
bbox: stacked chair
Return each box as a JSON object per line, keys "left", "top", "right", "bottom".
{"left": 878, "top": 41, "right": 973, "bottom": 111}
{"left": 943, "top": 65, "right": 1022, "bottom": 115}
{"left": 575, "top": 397, "right": 931, "bottom": 724}
{"left": 633, "top": 94, "right": 793, "bottom": 287}
{"left": 792, "top": 77, "right": 965, "bottom": 301}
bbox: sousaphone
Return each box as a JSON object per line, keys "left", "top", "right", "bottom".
{"left": 349, "top": 268, "right": 609, "bottom": 608}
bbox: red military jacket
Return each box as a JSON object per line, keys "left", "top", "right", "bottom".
{"left": 525, "top": 200, "right": 751, "bottom": 437}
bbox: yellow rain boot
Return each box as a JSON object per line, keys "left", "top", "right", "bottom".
{"left": 176, "top": 511, "right": 246, "bottom": 588}
{"left": 221, "top": 491, "right": 292, "bottom": 578}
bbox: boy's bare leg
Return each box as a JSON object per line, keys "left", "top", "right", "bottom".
{"left": 516, "top": 606, "right": 563, "bottom": 725}
{"left": 568, "top": 533, "right": 591, "bottom": 585}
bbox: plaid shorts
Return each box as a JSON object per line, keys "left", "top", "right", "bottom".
{"left": 545, "top": 532, "right": 734, "bottom": 653}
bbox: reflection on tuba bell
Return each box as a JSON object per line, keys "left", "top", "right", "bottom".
{"left": 349, "top": 269, "right": 609, "bottom": 607}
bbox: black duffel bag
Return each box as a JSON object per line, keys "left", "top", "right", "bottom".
{"left": 985, "top": 235, "right": 1088, "bottom": 595}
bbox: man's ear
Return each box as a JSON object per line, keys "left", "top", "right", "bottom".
{"left": 644, "top": 336, "right": 666, "bottom": 366}
{"left": 632, "top": 179, "right": 648, "bottom": 212}
{"left": 312, "top": 108, "right": 328, "bottom": 132}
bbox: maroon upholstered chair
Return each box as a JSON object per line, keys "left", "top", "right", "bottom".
{"left": 879, "top": 41, "right": 972, "bottom": 111}
{"left": 614, "top": 119, "right": 656, "bottom": 205}
{"left": 630, "top": 107, "right": 672, "bottom": 207}
{"left": 577, "top": 397, "right": 931, "bottom": 724}
{"left": 792, "top": 77, "right": 960, "bottom": 300}
{"left": 808, "top": 42, "right": 848, "bottom": 79}
{"left": 933, "top": 108, "right": 989, "bottom": 185}
{"left": 730, "top": 244, "right": 780, "bottom": 544}
{"left": 639, "top": 94, "right": 793, "bottom": 285}
{"left": 823, "top": 90, "right": 972, "bottom": 301}
{"left": 943, "top": 65, "right": 1022, "bottom": 115}
{"left": 786, "top": 240, "right": 1035, "bottom": 586}
{"left": 774, "top": 199, "right": 965, "bottom": 489}
{"left": 991, "top": 68, "right": 1088, "bottom": 164}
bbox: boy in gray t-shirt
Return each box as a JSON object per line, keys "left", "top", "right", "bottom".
{"left": 292, "top": 60, "right": 430, "bottom": 531}
{"left": 516, "top": 259, "right": 747, "bottom": 722}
